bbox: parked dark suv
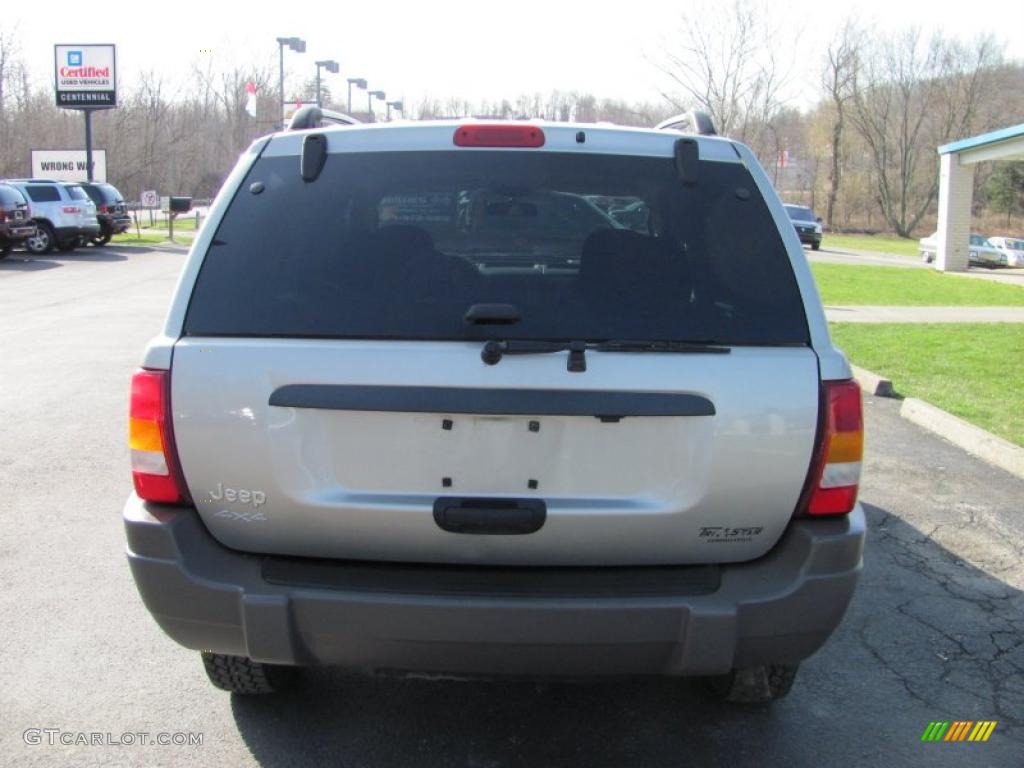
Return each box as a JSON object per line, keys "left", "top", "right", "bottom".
{"left": 783, "top": 204, "right": 823, "bottom": 250}
{"left": 80, "top": 182, "right": 132, "bottom": 245}
{"left": 0, "top": 183, "right": 36, "bottom": 258}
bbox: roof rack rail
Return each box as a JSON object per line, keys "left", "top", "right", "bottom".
{"left": 288, "top": 105, "right": 361, "bottom": 131}
{"left": 655, "top": 110, "right": 718, "bottom": 136}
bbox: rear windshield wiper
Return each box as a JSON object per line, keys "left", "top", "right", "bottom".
{"left": 481, "top": 340, "right": 584, "bottom": 370}
{"left": 481, "top": 338, "right": 730, "bottom": 372}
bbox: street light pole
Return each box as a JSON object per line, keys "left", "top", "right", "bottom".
{"left": 347, "top": 78, "right": 366, "bottom": 115}
{"left": 367, "top": 90, "right": 385, "bottom": 123}
{"left": 278, "top": 43, "right": 284, "bottom": 129}
{"left": 275, "top": 36, "right": 306, "bottom": 130}
{"left": 314, "top": 60, "right": 339, "bottom": 108}
{"left": 386, "top": 100, "right": 403, "bottom": 121}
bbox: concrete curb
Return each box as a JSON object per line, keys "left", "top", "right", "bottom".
{"left": 900, "top": 398, "right": 1024, "bottom": 480}
{"left": 850, "top": 365, "right": 895, "bottom": 397}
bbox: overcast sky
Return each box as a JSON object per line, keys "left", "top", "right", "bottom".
{"left": 6, "top": 0, "right": 1023, "bottom": 109}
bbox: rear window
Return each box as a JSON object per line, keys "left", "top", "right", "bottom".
{"left": 83, "top": 184, "right": 122, "bottom": 204}
{"left": 24, "top": 185, "right": 61, "bottom": 203}
{"left": 184, "top": 151, "right": 809, "bottom": 346}
{"left": 0, "top": 185, "right": 27, "bottom": 206}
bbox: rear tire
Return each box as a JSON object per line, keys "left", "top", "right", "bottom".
{"left": 201, "top": 652, "right": 296, "bottom": 694}
{"left": 91, "top": 228, "right": 112, "bottom": 246}
{"left": 706, "top": 664, "right": 799, "bottom": 703}
{"left": 25, "top": 223, "right": 54, "bottom": 255}
{"left": 811, "top": 242, "right": 820, "bottom": 251}
{"left": 0, "top": 240, "right": 11, "bottom": 259}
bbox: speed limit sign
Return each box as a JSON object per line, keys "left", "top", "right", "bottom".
{"left": 140, "top": 190, "right": 159, "bottom": 208}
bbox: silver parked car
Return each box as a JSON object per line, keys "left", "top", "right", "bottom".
{"left": 920, "top": 231, "right": 1007, "bottom": 267}
{"left": 124, "top": 113, "right": 865, "bottom": 703}
{"left": 987, "top": 236, "right": 1024, "bottom": 268}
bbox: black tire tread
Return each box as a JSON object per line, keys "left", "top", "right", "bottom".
{"left": 707, "top": 663, "right": 799, "bottom": 703}
{"left": 201, "top": 652, "right": 293, "bottom": 694}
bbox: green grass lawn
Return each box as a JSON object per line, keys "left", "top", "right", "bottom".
{"left": 811, "top": 263, "right": 1024, "bottom": 306}
{"left": 139, "top": 216, "right": 201, "bottom": 231}
{"left": 824, "top": 233, "right": 921, "bottom": 258}
{"left": 111, "top": 232, "right": 179, "bottom": 245}
{"left": 830, "top": 323, "right": 1024, "bottom": 447}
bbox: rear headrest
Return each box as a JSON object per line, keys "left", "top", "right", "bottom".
{"left": 580, "top": 229, "right": 688, "bottom": 292}
{"left": 375, "top": 224, "right": 435, "bottom": 255}
{"left": 581, "top": 229, "right": 646, "bottom": 261}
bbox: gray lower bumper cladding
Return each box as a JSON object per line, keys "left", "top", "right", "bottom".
{"left": 125, "top": 497, "right": 864, "bottom": 677}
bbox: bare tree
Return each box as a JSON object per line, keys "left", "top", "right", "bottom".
{"left": 0, "top": 24, "right": 28, "bottom": 176}
{"left": 655, "top": 0, "right": 792, "bottom": 153}
{"left": 822, "top": 21, "right": 862, "bottom": 229}
{"left": 849, "top": 30, "right": 1003, "bottom": 236}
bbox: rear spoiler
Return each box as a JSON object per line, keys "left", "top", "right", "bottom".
{"left": 288, "top": 106, "right": 361, "bottom": 131}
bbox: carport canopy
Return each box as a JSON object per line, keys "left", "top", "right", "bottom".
{"left": 935, "top": 124, "right": 1024, "bottom": 271}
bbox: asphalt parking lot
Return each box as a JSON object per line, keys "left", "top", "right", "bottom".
{"left": 1, "top": 246, "right": 1022, "bottom": 767}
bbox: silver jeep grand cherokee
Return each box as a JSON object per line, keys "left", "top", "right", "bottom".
{"left": 125, "top": 112, "right": 865, "bottom": 703}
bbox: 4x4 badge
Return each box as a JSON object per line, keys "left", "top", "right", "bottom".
{"left": 215, "top": 509, "right": 267, "bottom": 523}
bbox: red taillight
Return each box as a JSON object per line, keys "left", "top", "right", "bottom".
{"left": 801, "top": 380, "right": 863, "bottom": 516}
{"left": 453, "top": 124, "right": 545, "bottom": 148}
{"left": 0, "top": 207, "right": 5, "bottom": 222}
{"left": 129, "top": 369, "right": 187, "bottom": 503}
{"left": 99, "top": 204, "right": 109, "bottom": 214}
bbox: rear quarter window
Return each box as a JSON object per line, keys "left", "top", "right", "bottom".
{"left": 185, "top": 149, "right": 809, "bottom": 346}
{"left": 25, "top": 185, "right": 61, "bottom": 203}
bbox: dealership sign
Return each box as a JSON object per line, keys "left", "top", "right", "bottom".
{"left": 54, "top": 44, "right": 117, "bottom": 108}
{"left": 31, "top": 150, "right": 107, "bottom": 182}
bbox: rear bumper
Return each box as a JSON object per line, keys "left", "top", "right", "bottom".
{"left": 100, "top": 214, "right": 132, "bottom": 234}
{"left": 125, "top": 496, "right": 865, "bottom": 677}
{"left": 0, "top": 223, "right": 36, "bottom": 240}
{"left": 54, "top": 224, "right": 101, "bottom": 239}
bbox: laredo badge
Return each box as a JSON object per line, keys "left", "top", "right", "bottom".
{"left": 699, "top": 526, "right": 765, "bottom": 543}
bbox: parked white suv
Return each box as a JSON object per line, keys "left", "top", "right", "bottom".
{"left": 3, "top": 179, "right": 100, "bottom": 254}
{"left": 124, "top": 114, "right": 865, "bottom": 703}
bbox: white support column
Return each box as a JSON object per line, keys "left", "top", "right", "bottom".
{"left": 935, "top": 153, "right": 974, "bottom": 273}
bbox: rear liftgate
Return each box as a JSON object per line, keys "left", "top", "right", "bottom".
{"left": 269, "top": 383, "right": 716, "bottom": 537}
